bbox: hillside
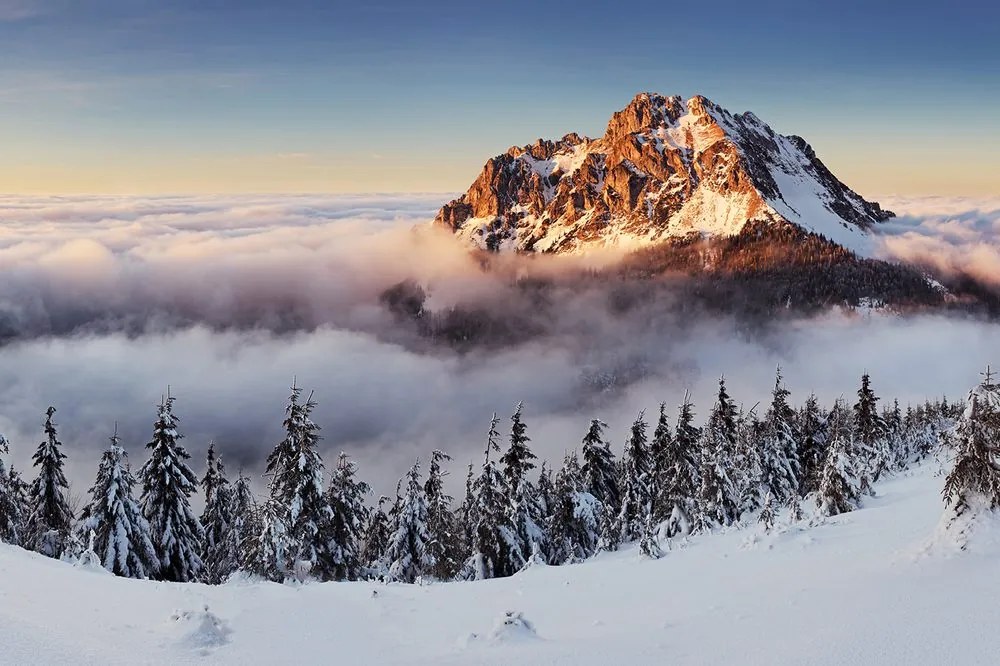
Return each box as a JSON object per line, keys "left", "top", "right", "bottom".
{"left": 1, "top": 462, "right": 996, "bottom": 665}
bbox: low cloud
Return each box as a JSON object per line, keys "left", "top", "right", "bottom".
{"left": 0, "top": 194, "right": 996, "bottom": 500}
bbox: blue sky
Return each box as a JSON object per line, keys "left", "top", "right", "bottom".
{"left": 0, "top": 0, "right": 996, "bottom": 194}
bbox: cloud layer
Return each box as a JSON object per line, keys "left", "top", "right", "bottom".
{"left": 0, "top": 193, "right": 997, "bottom": 500}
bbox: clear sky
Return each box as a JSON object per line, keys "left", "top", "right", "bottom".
{"left": 0, "top": 0, "right": 997, "bottom": 196}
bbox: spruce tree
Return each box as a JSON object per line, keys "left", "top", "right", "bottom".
{"left": 424, "top": 449, "right": 458, "bottom": 579}
{"left": 24, "top": 407, "right": 74, "bottom": 557}
{"left": 580, "top": 419, "right": 619, "bottom": 511}
{"left": 386, "top": 460, "right": 433, "bottom": 583}
{"left": 465, "top": 414, "right": 522, "bottom": 579}
{"left": 941, "top": 369, "right": 1000, "bottom": 538}
{"left": 796, "top": 394, "right": 828, "bottom": 495}
{"left": 265, "top": 383, "right": 335, "bottom": 580}
{"left": 649, "top": 403, "right": 672, "bottom": 519}
{"left": 816, "top": 400, "right": 860, "bottom": 517}
{"left": 139, "top": 395, "right": 204, "bottom": 582}
{"left": 617, "top": 411, "right": 652, "bottom": 542}
{"left": 455, "top": 462, "right": 476, "bottom": 566}
{"left": 229, "top": 471, "right": 258, "bottom": 572}
{"left": 243, "top": 498, "right": 289, "bottom": 582}
{"left": 500, "top": 403, "right": 546, "bottom": 562}
{"left": 758, "top": 368, "right": 801, "bottom": 505}
{"left": 0, "top": 435, "right": 23, "bottom": 545}
{"left": 326, "top": 452, "right": 371, "bottom": 580}
{"left": 549, "top": 450, "right": 601, "bottom": 562}
{"left": 360, "top": 495, "right": 391, "bottom": 575}
{"left": 694, "top": 378, "right": 741, "bottom": 530}
{"left": 758, "top": 492, "right": 776, "bottom": 532}
{"left": 78, "top": 426, "right": 159, "bottom": 579}
{"left": 200, "top": 442, "right": 236, "bottom": 584}
{"left": 853, "top": 373, "right": 887, "bottom": 487}
{"left": 659, "top": 393, "right": 701, "bottom": 536}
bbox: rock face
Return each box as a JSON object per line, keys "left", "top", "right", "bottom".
{"left": 436, "top": 93, "right": 892, "bottom": 255}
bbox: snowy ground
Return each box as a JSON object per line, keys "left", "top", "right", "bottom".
{"left": 1, "top": 461, "right": 995, "bottom": 665}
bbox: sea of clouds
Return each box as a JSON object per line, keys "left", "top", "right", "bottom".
{"left": 0, "top": 193, "right": 997, "bottom": 500}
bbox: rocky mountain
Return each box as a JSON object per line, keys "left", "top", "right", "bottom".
{"left": 436, "top": 93, "right": 893, "bottom": 255}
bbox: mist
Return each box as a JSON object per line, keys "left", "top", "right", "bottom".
{"left": 0, "top": 193, "right": 997, "bottom": 499}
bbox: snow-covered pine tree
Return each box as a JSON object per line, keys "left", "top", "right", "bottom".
{"left": 616, "top": 411, "right": 652, "bottom": 543}
{"left": 940, "top": 369, "right": 1000, "bottom": 541}
{"left": 385, "top": 459, "right": 433, "bottom": 583}
{"left": 0, "top": 435, "right": 24, "bottom": 545}
{"left": 455, "top": 462, "right": 476, "bottom": 566}
{"left": 265, "top": 383, "right": 335, "bottom": 580}
{"left": 580, "top": 418, "right": 620, "bottom": 513}
{"left": 465, "top": 414, "right": 523, "bottom": 580}
{"left": 536, "top": 461, "right": 555, "bottom": 522}
{"left": 229, "top": 471, "right": 258, "bottom": 573}
{"left": 658, "top": 393, "right": 701, "bottom": 537}
{"left": 758, "top": 492, "right": 776, "bottom": 532}
{"left": 139, "top": 395, "right": 204, "bottom": 582}
{"left": 24, "top": 407, "right": 74, "bottom": 557}
{"left": 549, "top": 450, "right": 601, "bottom": 562}
{"left": 242, "top": 498, "right": 289, "bottom": 582}
{"left": 853, "top": 373, "right": 887, "bottom": 489}
{"left": 78, "top": 426, "right": 159, "bottom": 579}
{"left": 815, "top": 400, "right": 860, "bottom": 517}
{"left": 758, "top": 368, "right": 801, "bottom": 505}
{"left": 649, "top": 403, "right": 672, "bottom": 519}
{"left": 694, "top": 378, "right": 741, "bottom": 531}
{"left": 796, "top": 394, "right": 828, "bottom": 495}
{"left": 200, "top": 442, "right": 236, "bottom": 584}
{"left": 500, "top": 403, "right": 546, "bottom": 563}
{"left": 638, "top": 513, "right": 663, "bottom": 560}
{"left": 325, "top": 452, "right": 371, "bottom": 581}
{"left": 734, "top": 404, "right": 763, "bottom": 515}
{"left": 360, "top": 495, "right": 391, "bottom": 576}
{"left": 424, "top": 449, "right": 458, "bottom": 580}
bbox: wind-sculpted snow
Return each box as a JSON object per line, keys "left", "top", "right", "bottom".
{"left": 0, "top": 194, "right": 997, "bottom": 501}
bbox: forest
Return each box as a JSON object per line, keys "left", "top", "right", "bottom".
{"left": 0, "top": 367, "right": 996, "bottom": 585}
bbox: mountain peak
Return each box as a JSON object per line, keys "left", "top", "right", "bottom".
{"left": 436, "top": 92, "right": 892, "bottom": 254}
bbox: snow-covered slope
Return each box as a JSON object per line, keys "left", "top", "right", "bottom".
{"left": 436, "top": 93, "right": 892, "bottom": 256}
{"left": 2, "top": 462, "right": 997, "bottom": 665}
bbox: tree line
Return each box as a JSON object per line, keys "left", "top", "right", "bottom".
{"left": 0, "top": 368, "right": 983, "bottom": 584}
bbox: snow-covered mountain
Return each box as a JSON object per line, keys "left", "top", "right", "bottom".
{"left": 436, "top": 93, "right": 892, "bottom": 255}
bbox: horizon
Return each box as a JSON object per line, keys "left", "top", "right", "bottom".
{"left": 0, "top": 1, "right": 997, "bottom": 197}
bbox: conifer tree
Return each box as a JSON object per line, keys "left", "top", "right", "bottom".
{"left": 325, "top": 452, "right": 371, "bottom": 581}
{"left": 549, "top": 450, "right": 601, "bottom": 562}
{"left": 658, "top": 393, "right": 701, "bottom": 536}
{"left": 243, "top": 498, "right": 289, "bottom": 582}
{"left": 638, "top": 513, "right": 663, "bottom": 559}
{"left": 0, "top": 435, "right": 23, "bottom": 545}
{"left": 816, "top": 400, "right": 860, "bottom": 517}
{"left": 24, "top": 407, "right": 74, "bottom": 557}
{"left": 649, "top": 403, "right": 672, "bottom": 517}
{"left": 734, "top": 405, "right": 764, "bottom": 514}
{"left": 580, "top": 419, "right": 619, "bottom": 509}
{"left": 500, "top": 403, "right": 546, "bottom": 562}
{"left": 139, "top": 395, "right": 204, "bottom": 582}
{"left": 758, "top": 368, "right": 801, "bottom": 505}
{"left": 265, "top": 383, "right": 334, "bottom": 580}
{"left": 455, "top": 462, "right": 476, "bottom": 565}
{"left": 78, "top": 427, "right": 159, "bottom": 579}
{"left": 940, "top": 369, "right": 1000, "bottom": 538}
{"left": 386, "top": 460, "right": 433, "bottom": 583}
{"left": 200, "top": 443, "right": 236, "bottom": 584}
{"left": 694, "top": 378, "right": 741, "bottom": 530}
{"left": 229, "top": 471, "right": 258, "bottom": 572}
{"left": 796, "top": 394, "right": 828, "bottom": 495}
{"left": 758, "top": 492, "right": 776, "bottom": 532}
{"left": 536, "top": 461, "right": 556, "bottom": 520}
{"left": 617, "top": 411, "right": 652, "bottom": 542}
{"left": 465, "top": 414, "right": 523, "bottom": 579}
{"left": 424, "top": 449, "right": 458, "bottom": 580}
{"left": 854, "top": 373, "right": 887, "bottom": 487}
{"left": 360, "top": 495, "right": 391, "bottom": 575}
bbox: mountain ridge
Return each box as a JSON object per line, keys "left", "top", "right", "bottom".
{"left": 436, "top": 93, "right": 893, "bottom": 255}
